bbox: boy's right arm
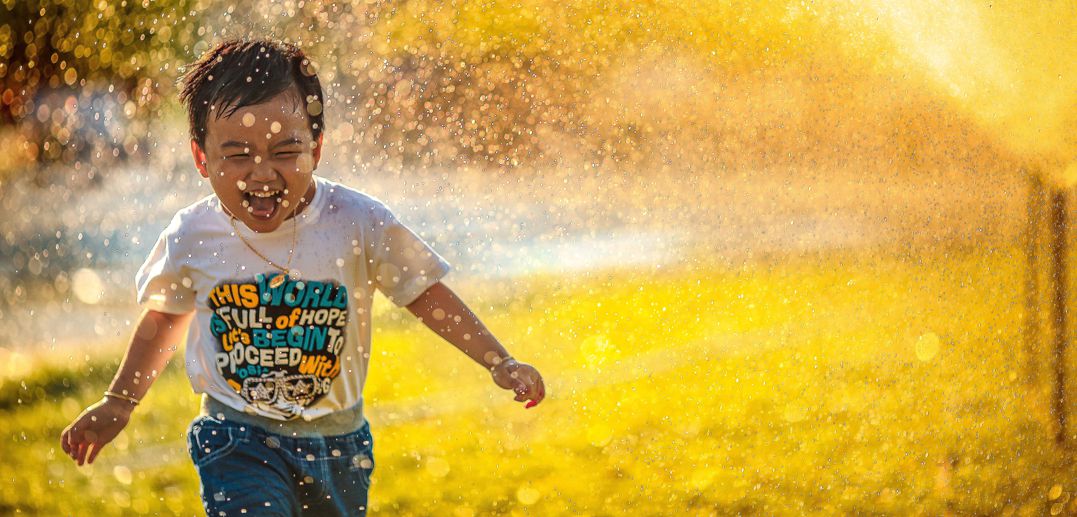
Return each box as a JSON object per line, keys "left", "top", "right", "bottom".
{"left": 60, "top": 308, "right": 193, "bottom": 466}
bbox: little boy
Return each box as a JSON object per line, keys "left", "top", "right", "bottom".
{"left": 59, "top": 38, "right": 545, "bottom": 516}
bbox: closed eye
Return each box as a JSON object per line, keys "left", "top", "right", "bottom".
{"left": 226, "top": 154, "right": 250, "bottom": 159}
{"left": 276, "top": 152, "right": 300, "bottom": 157}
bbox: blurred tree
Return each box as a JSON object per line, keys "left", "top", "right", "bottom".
{"left": 0, "top": 0, "right": 209, "bottom": 177}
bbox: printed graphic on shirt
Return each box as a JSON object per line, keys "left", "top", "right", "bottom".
{"left": 208, "top": 273, "right": 349, "bottom": 419}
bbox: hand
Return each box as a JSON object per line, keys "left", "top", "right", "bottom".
{"left": 491, "top": 359, "right": 546, "bottom": 409}
{"left": 60, "top": 396, "right": 135, "bottom": 466}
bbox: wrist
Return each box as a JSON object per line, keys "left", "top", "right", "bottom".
{"left": 101, "top": 398, "right": 137, "bottom": 417}
{"left": 103, "top": 390, "right": 140, "bottom": 411}
{"left": 489, "top": 356, "right": 517, "bottom": 371}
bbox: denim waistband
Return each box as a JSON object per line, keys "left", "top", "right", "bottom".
{"left": 199, "top": 393, "right": 366, "bottom": 438}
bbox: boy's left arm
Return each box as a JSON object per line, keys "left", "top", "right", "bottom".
{"left": 405, "top": 281, "right": 545, "bottom": 409}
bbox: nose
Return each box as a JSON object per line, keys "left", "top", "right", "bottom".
{"left": 247, "top": 155, "right": 279, "bottom": 184}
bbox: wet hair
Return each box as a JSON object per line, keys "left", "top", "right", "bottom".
{"left": 178, "top": 38, "right": 324, "bottom": 150}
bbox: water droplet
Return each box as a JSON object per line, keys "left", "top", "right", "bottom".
{"left": 516, "top": 486, "right": 541, "bottom": 505}
{"left": 113, "top": 465, "right": 133, "bottom": 485}
{"left": 426, "top": 457, "right": 450, "bottom": 477}
{"left": 71, "top": 268, "right": 104, "bottom": 304}
{"left": 915, "top": 332, "right": 940, "bottom": 361}
{"left": 241, "top": 113, "right": 255, "bottom": 127}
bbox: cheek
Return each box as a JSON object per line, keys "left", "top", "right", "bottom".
{"left": 209, "top": 165, "right": 241, "bottom": 190}
{"left": 295, "top": 154, "right": 315, "bottom": 175}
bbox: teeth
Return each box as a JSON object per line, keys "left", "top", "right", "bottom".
{"left": 249, "top": 190, "right": 280, "bottom": 198}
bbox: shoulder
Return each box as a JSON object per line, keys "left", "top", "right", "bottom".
{"left": 159, "top": 192, "right": 219, "bottom": 238}
{"left": 315, "top": 175, "right": 395, "bottom": 223}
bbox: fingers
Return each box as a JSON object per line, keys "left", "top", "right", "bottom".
{"left": 498, "top": 363, "right": 546, "bottom": 409}
{"left": 65, "top": 432, "right": 105, "bottom": 465}
{"left": 86, "top": 442, "right": 104, "bottom": 464}
{"left": 63, "top": 427, "right": 82, "bottom": 462}
{"left": 517, "top": 369, "right": 545, "bottom": 409}
{"left": 513, "top": 385, "right": 528, "bottom": 401}
{"left": 60, "top": 428, "right": 71, "bottom": 456}
{"left": 76, "top": 441, "right": 88, "bottom": 466}
{"left": 525, "top": 382, "right": 545, "bottom": 409}
{"left": 526, "top": 375, "right": 546, "bottom": 409}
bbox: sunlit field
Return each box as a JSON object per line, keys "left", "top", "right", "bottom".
{"left": 3, "top": 241, "right": 1073, "bottom": 515}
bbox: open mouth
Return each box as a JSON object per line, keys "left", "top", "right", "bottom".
{"left": 241, "top": 188, "right": 283, "bottom": 220}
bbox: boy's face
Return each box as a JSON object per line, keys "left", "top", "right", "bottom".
{"left": 191, "top": 87, "right": 323, "bottom": 233}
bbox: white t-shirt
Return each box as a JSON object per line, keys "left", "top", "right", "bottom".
{"left": 135, "top": 174, "right": 451, "bottom": 422}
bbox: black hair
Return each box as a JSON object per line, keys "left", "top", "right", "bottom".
{"left": 178, "top": 38, "right": 324, "bottom": 150}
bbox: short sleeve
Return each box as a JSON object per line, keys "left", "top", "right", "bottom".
{"left": 368, "top": 202, "right": 452, "bottom": 307}
{"left": 134, "top": 214, "right": 196, "bottom": 314}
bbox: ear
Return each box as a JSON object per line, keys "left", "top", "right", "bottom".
{"left": 311, "top": 132, "right": 324, "bottom": 170}
{"left": 191, "top": 139, "right": 210, "bottom": 179}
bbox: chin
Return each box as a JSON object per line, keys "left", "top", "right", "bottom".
{"left": 246, "top": 220, "right": 283, "bottom": 233}
{"left": 225, "top": 202, "right": 279, "bottom": 231}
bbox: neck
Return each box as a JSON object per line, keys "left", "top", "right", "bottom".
{"left": 285, "top": 178, "right": 318, "bottom": 221}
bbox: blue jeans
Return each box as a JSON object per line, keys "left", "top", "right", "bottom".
{"left": 185, "top": 414, "right": 375, "bottom": 516}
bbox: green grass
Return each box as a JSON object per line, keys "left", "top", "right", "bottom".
{"left": 2, "top": 243, "right": 1074, "bottom": 515}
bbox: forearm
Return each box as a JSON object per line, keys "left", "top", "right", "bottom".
{"left": 106, "top": 308, "right": 193, "bottom": 403}
{"left": 405, "top": 281, "right": 512, "bottom": 370}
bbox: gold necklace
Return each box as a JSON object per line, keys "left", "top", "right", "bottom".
{"left": 229, "top": 213, "right": 298, "bottom": 288}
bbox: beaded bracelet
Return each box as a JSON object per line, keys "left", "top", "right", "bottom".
{"left": 104, "top": 390, "right": 140, "bottom": 406}
{"left": 489, "top": 355, "right": 516, "bottom": 371}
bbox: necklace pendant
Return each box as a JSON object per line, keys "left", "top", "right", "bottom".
{"left": 269, "top": 272, "right": 288, "bottom": 288}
